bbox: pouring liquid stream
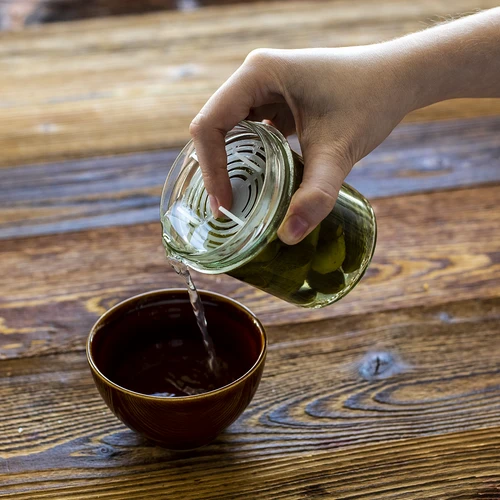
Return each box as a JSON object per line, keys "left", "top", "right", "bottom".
{"left": 161, "top": 144, "right": 260, "bottom": 384}
{"left": 167, "top": 257, "right": 220, "bottom": 377}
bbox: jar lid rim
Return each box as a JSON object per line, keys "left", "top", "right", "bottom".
{"left": 160, "top": 121, "right": 294, "bottom": 273}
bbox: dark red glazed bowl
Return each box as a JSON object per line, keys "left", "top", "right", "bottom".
{"left": 87, "top": 289, "right": 266, "bottom": 450}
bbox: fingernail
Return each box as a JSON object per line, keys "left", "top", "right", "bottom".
{"left": 209, "top": 195, "right": 220, "bottom": 217}
{"left": 280, "top": 214, "right": 309, "bottom": 245}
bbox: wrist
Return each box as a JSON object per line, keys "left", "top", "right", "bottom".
{"left": 359, "top": 41, "right": 424, "bottom": 117}
{"left": 381, "top": 8, "right": 500, "bottom": 111}
{"left": 378, "top": 37, "right": 447, "bottom": 112}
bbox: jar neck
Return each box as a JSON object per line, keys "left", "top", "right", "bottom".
{"left": 161, "top": 121, "right": 295, "bottom": 274}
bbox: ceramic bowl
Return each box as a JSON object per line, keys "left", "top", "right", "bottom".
{"left": 87, "top": 289, "right": 266, "bottom": 450}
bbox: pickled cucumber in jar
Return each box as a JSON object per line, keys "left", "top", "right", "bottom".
{"left": 336, "top": 201, "right": 370, "bottom": 274}
{"left": 161, "top": 120, "right": 376, "bottom": 309}
{"left": 228, "top": 179, "right": 373, "bottom": 306}
{"left": 228, "top": 226, "right": 320, "bottom": 305}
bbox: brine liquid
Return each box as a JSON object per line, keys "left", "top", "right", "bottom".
{"left": 168, "top": 258, "right": 220, "bottom": 376}
{"left": 100, "top": 298, "right": 256, "bottom": 397}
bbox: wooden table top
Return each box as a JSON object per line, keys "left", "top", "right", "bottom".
{"left": 1, "top": 1, "right": 500, "bottom": 498}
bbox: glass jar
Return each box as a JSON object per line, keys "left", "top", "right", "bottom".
{"left": 160, "top": 121, "right": 376, "bottom": 308}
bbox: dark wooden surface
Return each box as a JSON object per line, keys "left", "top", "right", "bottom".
{"left": 1, "top": 299, "right": 500, "bottom": 499}
{"left": 1, "top": 116, "right": 499, "bottom": 239}
{"left": 1, "top": 1, "right": 500, "bottom": 499}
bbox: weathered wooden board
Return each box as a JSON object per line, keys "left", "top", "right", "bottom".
{"left": 2, "top": 0, "right": 302, "bottom": 30}
{"left": 2, "top": 184, "right": 500, "bottom": 360}
{"left": 1, "top": 2, "right": 500, "bottom": 497}
{"left": 0, "top": 0, "right": 499, "bottom": 167}
{"left": 1, "top": 0, "right": 178, "bottom": 30}
{"left": 1, "top": 115, "right": 499, "bottom": 240}
{"left": 1, "top": 296, "right": 499, "bottom": 498}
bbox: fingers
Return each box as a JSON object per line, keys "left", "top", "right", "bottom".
{"left": 190, "top": 51, "right": 280, "bottom": 215}
{"left": 190, "top": 80, "right": 252, "bottom": 215}
{"left": 277, "top": 140, "right": 352, "bottom": 245}
{"left": 247, "top": 103, "right": 296, "bottom": 137}
{"left": 189, "top": 116, "right": 234, "bottom": 217}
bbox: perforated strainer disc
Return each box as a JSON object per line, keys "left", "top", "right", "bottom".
{"left": 163, "top": 134, "right": 266, "bottom": 254}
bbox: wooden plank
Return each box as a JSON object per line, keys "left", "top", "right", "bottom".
{"left": 2, "top": 0, "right": 301, "bottom": 31}
{"left": 2, "top": 428, "right": 498, "bottom": 498}
{"left": 1, "top": 0, "right": 178, "bottom": 30}
{"left": 1, "top": 115, "right": 499, "bottom": 240}
{"left": 1, "top": 0, "right": 290, "bottom": 29}
{"left": 0, "top": 0, "right": 499, "bottom": 167}
{"left": 1, "top": 183, "right": 500, "bottom": 360}
{"left": 0, "top": 150, "right": 176, "bottom": 239}
{"left": 0, "top": 297, "right": 499, "bottom": 498}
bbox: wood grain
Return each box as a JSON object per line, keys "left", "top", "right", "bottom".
{"left": 1, "top": 115, "right": 499, "bottom": 240}
{"left": 2, "top": 183, "right": 500, "bottom": 360}
{"left": 1, "top": 297, "right": 499, "bottom": 498}
{"left": 0, "top": 0, "right": 499, "bottom": 166}
{"left": 1, "top": 0, "right": 177, "bottom": 30}
{"left": 1, "top": 1, "right": 499, "bottom": 496}
{"left": 1, "top": 0, "right": 292, "bottom": 29}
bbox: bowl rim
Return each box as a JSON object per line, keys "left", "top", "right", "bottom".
{"left": 86, "top": 288, "right": 267, "bottom": 402}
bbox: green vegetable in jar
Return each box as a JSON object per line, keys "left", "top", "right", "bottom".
{"left": 311, "top": 233, "right": 346, "bottom": 274}
{"left": 252, "top": 238, "right": 280, "bottom": 263}
{"left": 290, "top": 286, "right": 317, "bottom": 305}
{"left": 341, "top": 224, "right": 366, "bottom": 274}
{"left": 229, "top": 225, "right": 320, "bottom": 302}
{"left": 268, "top": 241, "right": 315, "bottom": 296}
{"left": 307, "top": 269, "right": 345, "bottom": 295}
{"left": 229, "top": 262, "right": 273, "bottom": 289}
{"left": 336, "top": 204, "right": 367, "bottom": 274}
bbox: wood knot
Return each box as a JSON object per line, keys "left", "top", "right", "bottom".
{"left": 358, "top": 352, "right": 404, "bottom": 381}
{"left": 96, "top": 445, "right": 117, "bottom": 458}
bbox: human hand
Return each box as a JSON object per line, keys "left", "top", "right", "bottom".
{"left": 189, "top": 46, "right": 415, "bottom": 244}
{"left": 190, "top": 7, "right": 500, "bottom": 245}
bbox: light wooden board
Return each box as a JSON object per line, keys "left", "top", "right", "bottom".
{"left": 2, "top": 183, "right": 500, "bottom": 360}
{"left": 0, "top": 0, "right": 499, "bottom": 166}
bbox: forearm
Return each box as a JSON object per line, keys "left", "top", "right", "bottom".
{"left": 384, "top": 7, "right": 500, "bottom": 110}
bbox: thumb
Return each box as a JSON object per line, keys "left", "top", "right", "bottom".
{"left": 277, "top": 142, "right": 352, "bottom": 245}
